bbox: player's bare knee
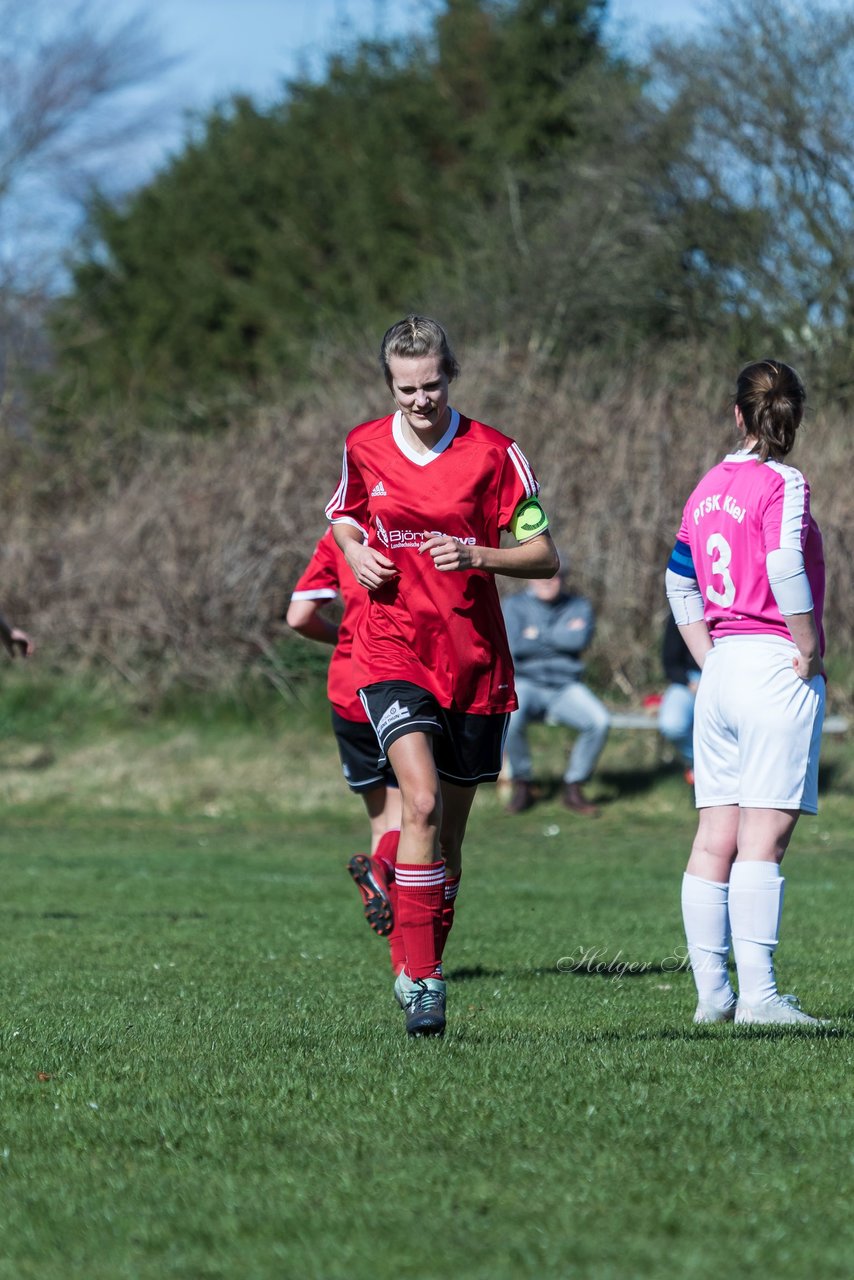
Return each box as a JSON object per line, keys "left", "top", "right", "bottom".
{"left": 403, "top": 787, "right": 441, "bottom": 833}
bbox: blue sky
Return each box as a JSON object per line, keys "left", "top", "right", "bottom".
{"left": 4, "top": 0, "right": 708, "bottom": 278}
{"left": 148, "top": 0, "right": 705, "bottom": 104}
{"left": 129, "top": 0, "right": 707, "bottom": 171}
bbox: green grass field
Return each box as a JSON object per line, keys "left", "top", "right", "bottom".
{"left": 1, "top": 685, "right": 852, "bottom": 1279}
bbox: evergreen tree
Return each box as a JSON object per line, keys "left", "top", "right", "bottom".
{"left": 49, "top": 0, "right": 715, "bottom": 418}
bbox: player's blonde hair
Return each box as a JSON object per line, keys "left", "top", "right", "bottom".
{"left": 735, "top": 359, "right": 806, "bottom": 462}
{"left": 379, "top": 315, "right": 460, "bottom": 388}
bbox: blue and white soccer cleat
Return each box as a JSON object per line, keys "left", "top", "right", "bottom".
{"left": 403, "top": 977, "right": 447, "bottom": 1038}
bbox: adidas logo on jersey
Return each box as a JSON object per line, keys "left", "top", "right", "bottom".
{"left": 371, "top": 480, "right": 387, "bottom": 497}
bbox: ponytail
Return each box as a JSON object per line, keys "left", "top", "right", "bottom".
{"left": 735, "top": 359, "right": 805, "bottom": 461}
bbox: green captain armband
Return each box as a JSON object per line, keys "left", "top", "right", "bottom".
{"left": 509, "top": 497, "right": 550, "bottom": 542}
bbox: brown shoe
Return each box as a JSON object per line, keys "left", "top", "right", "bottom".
{"left": 507, "top": 780, "right": 535, "bottom": 814}
{"left": 562, "top": 782, "right": 600, "bottom": 817}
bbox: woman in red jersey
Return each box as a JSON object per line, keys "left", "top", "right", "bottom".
{"left": 666, "top": 359, "right": 827, "bottom": 1028}
{"left": 326, "top": 315, "right": 558, "bottom": 1037}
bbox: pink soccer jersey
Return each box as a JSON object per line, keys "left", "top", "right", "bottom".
{"left": 325, "top": 408, "right": 541, "bottom": 714}
{"left": 289, "top": 528, "right": 368, "bottom": 721}
{"left": 677, "top": 452, "right": 825, "bottom": 653}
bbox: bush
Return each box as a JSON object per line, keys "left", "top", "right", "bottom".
{"left": 1, "top": 342, "right": 850, "bottom": 710}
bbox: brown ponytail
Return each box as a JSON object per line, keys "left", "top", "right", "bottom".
{"left": 735, "top": 359, "right": 806, "bottom": 461}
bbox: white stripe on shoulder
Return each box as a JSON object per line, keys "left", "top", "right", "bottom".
{"left": 290, "top": 589, "right": 338, "bottom": 601}
{"left": 330, "top": 515, "right": 368, "bottom": 539}
{"left": 765, "top": 460, "right": 808, "bottom": 551}
{"left": 324, "top": 444, "right": 350, "bottom": 520}
{"left": 507, "top": 441, "right": 538, "bottom": 498}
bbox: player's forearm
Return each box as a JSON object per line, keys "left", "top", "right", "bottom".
{"left": 676, "top": 621, "right": 713, "bottom": 671}
{"left": 332, "top": 522, "right": 364, "bottom": 556}
{"left": 784, "top": 611, "right": 820, "bottom": 662}
{"left": 472, "top": 534, "right": 559, "bottom": 579}
{"left": 285, "top": 610, "right": 338, "bottom": 646}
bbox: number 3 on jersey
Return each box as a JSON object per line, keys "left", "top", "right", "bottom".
{"left": 706, "top": 532, "right": 735, "bottom": 607}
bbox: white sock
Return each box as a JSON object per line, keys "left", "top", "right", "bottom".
{"left": 681, "top": 873, "right": 735, "bottom": 1008}
{"left": 728, "top": 861, "right": 785, "bottom": 1007}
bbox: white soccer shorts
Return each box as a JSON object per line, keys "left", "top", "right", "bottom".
{"left": 693, "top": 635, "right": 826, "bottom": 813}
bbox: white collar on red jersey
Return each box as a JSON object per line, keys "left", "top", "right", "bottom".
{"left": 392, "top": 409, "right": 460, "bottom": 466}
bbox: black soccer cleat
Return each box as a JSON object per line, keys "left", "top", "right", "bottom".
{"left": 346, "top": 853, "right": 394, "bottom": 937}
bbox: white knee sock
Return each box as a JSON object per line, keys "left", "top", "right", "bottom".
{"left": 681, "top": 873, "right": 735, "bottom": 1008}
{"left": 728, "top": 861, "right": 784, "bottom": 1007}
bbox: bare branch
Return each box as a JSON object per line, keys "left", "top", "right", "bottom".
{"left": 652, "top": 0, "right": 854, "bottom": 343}
{"left": 0, "top": 0, "right": 176, "bottom": 273}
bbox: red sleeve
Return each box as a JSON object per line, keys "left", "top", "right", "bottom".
{"left": 325, "top": 439, "right": 370, "bottom": 539}
{"left": 291, "top": 529, "right": 340, "bottom": 600}
{"left": 496, "top": 440, "right": 541, "bottom": 530}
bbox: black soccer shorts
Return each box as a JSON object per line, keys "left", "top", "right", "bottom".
{"left": 358, "top": 680, "right": 509, "bottom": 787}
{"left": 331, "top": 708, "right": 398, "bottom": 794}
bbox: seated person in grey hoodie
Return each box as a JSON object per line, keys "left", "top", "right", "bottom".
{"left": 501, "top": 563, "right": 610, "bottom": 815}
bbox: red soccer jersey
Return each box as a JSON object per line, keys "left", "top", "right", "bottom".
{"left": 324, "top": 409, "right": 542, "bottom": 714}
{"left": 290, "top": 528, "right": 368, "bottom": 721}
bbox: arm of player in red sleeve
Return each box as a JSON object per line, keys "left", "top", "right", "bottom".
{"left": 286, "top": 530, "right": 342, "bottom": 644}
{"left": 333, "top": 524, "right": 398, "bottom": 590}
{"left": 420, "top": 529, "right": 559, "bottom": 577}
{"left": 285, "top": 598, "right": 339, "bottom": 645}
{"left": 325, "top": 439, "right": 398, "bottom": 590}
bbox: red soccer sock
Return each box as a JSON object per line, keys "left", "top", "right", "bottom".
{"left": 373, "top": 828, "right": 399, "bottom": 883}
{"left": 386, "top": 881, "right": 406, "bottom": 973}
{"left": 371, "top": 829, "right": 405, "bottom": 972}
{"left": 439, "top": 872, "right": 461, "bottom": 959}
{"left": 395, "top": 861, "right": 445, "bottom": 980}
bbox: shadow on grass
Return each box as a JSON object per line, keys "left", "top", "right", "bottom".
{"left": 568, "top": 1023, "right": 852, "bottom": 1043}
{"left": 451, "top": 965, "right": 506, "bottom": 982}
{"left": 523, "top": 754, "right": 844, "bottom": 805}
{"left": 554, "top": 962, "right": 688, "bottom": 978}
{"left": 450, "top": 963, "right": 686, "bottom": 982}
{"left": 450, "top": 962, "right": 702, "bottom": 982}
{"left": 449, "top": 1023, "right": 852, "bottom": 1047}
{"left": 597, "top": 764, "right": 685, "bottom": 801}
{"left": 518, "top": 761, "right": 691, "bottom": 808}
{"left": 6, "top": 908, "right": 210, "bottom": 922}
